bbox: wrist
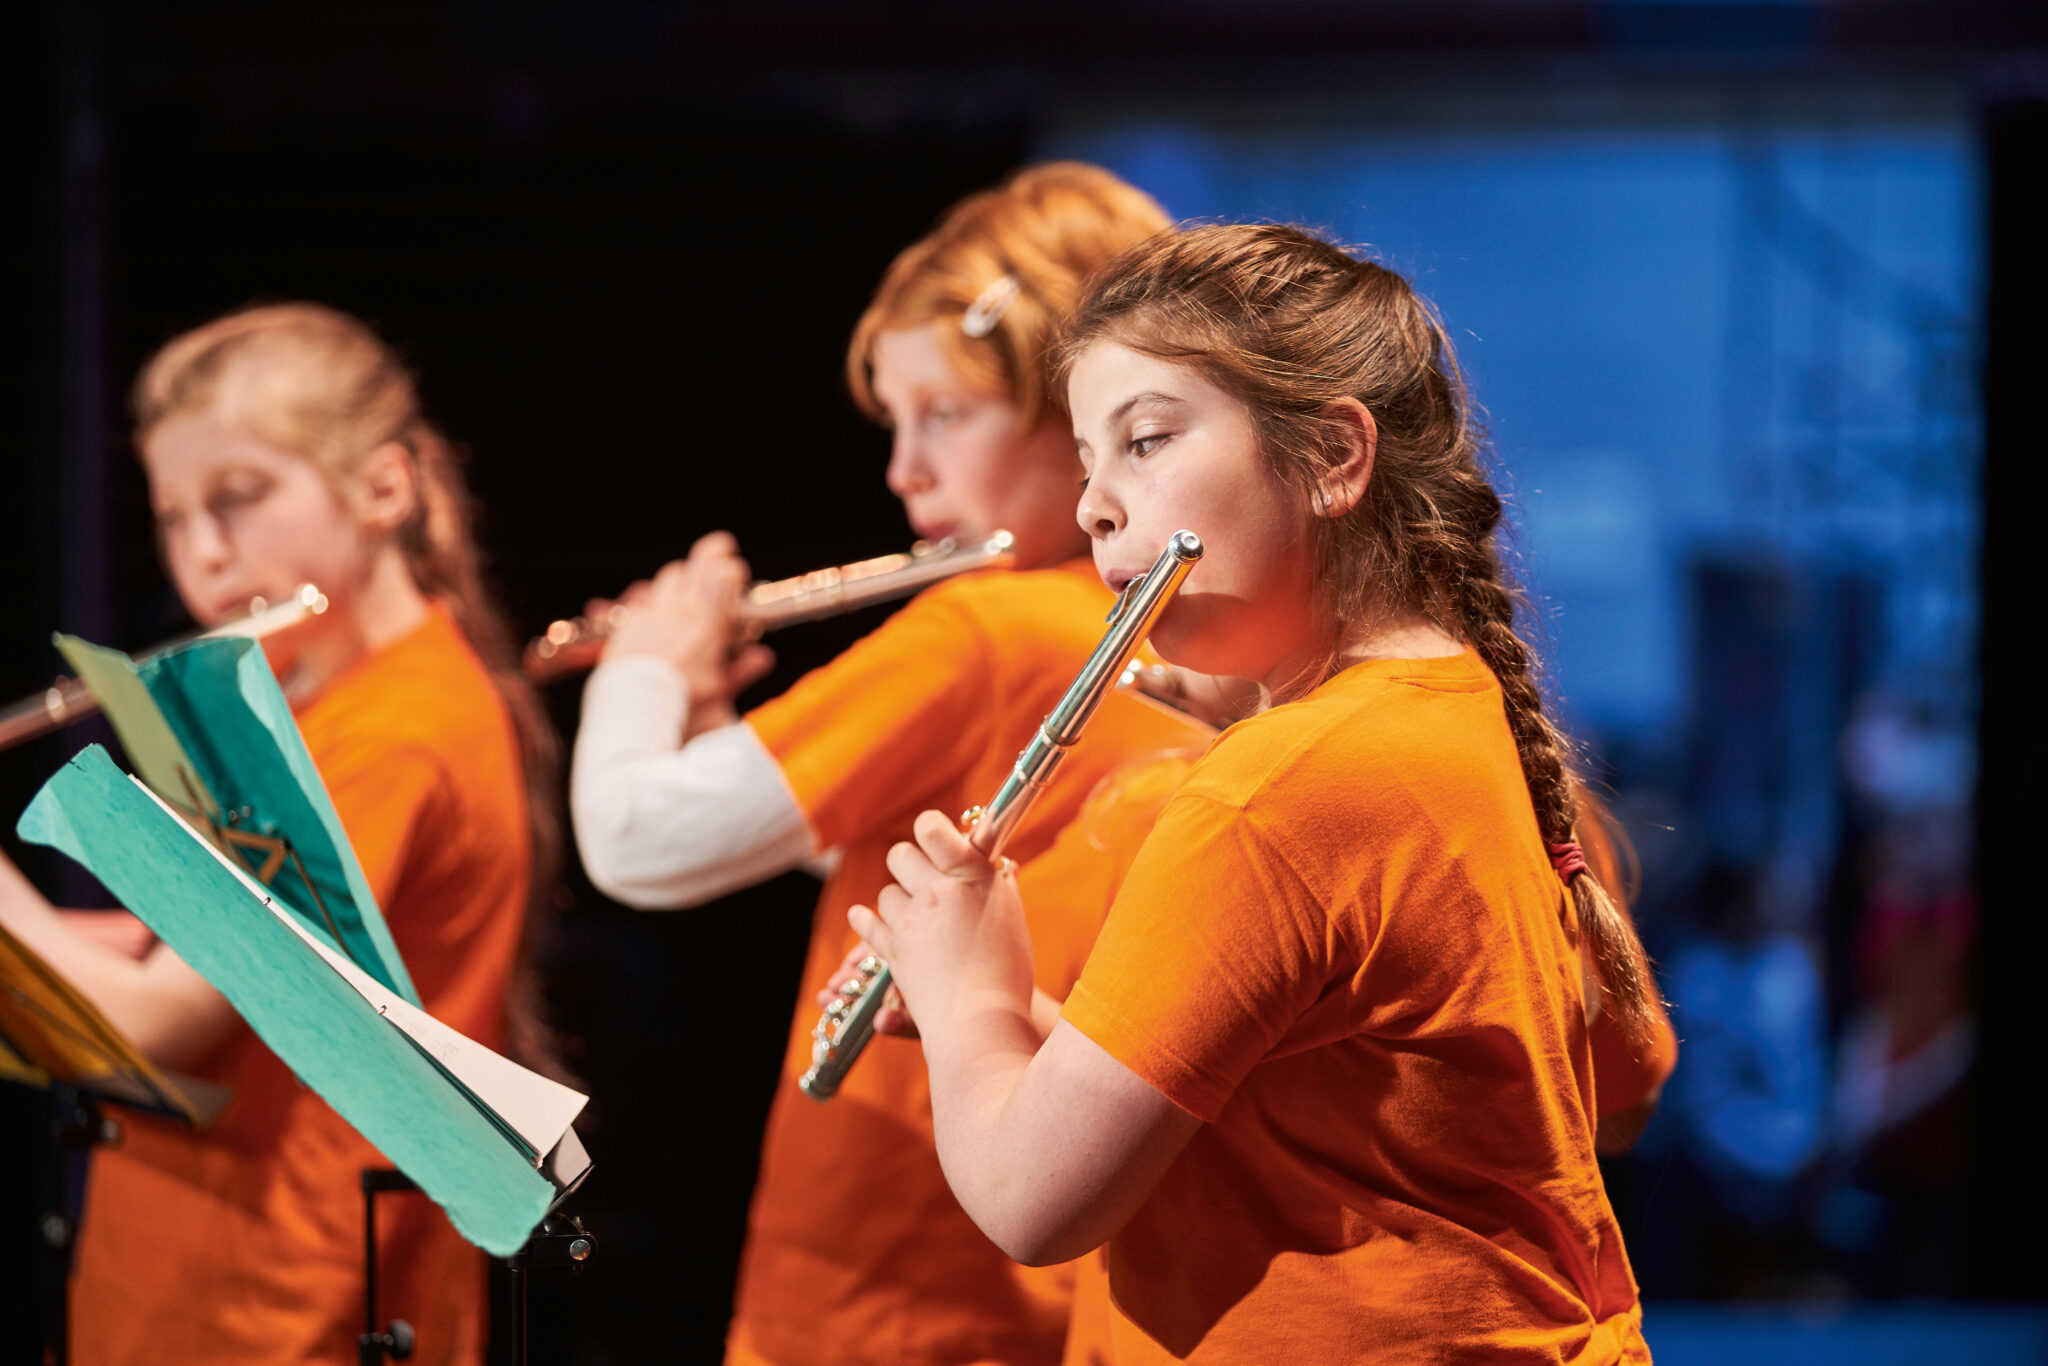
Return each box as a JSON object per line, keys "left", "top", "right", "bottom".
{"left": 920, "top": 987, "right": 1039, "bottom": 1079}
{"left": 916, "top": 978, "right": 1036, "bottom": 1054}
{"left": 682, "top": 697, "right": 742, "bottom": 741}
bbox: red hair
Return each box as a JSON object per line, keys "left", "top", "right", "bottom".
{"left": 846, "top": 161, "right": 1171, "bottom": 428}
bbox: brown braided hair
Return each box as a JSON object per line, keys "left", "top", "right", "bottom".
{"left": 1054, "top": 224, "right": 1660, "bottom": 1043}
{"left": 133, "top": 302, "right": 567, "bottom": 1070}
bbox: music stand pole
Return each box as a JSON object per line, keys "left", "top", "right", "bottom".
{"left": 358, "top": 1168, "right": 418, "bottom": 1364}
{"left": 503, "top": 1211, "right": 597, "bottom": 1366}
{"left": 41, "top": 1082, "right": 120, "bottom": 1366}
{"left": 356, "top": 1165, "right": 594, "bottom": 1366}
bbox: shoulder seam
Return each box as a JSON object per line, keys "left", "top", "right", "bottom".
{"left": 1154, "top": 789, "right": 1337, "bottom": 971}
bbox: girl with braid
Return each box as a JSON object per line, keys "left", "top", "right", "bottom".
{"left": 851, "top": 224, "right": 1660, "bottom": 1364}
{"left": 1, "top": 303, "right": 555, "bottom": 1363}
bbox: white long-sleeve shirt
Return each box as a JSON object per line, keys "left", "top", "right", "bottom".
{"left": 569, "top": 654, "right": 818, "bottom": 909}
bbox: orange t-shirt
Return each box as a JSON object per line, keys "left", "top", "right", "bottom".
{"left": 1062, "top": 650, "right": 1650, "bottom": 1365}
{"left": 69, "top": 603, "right": 530, "bottom": 1366}
{"left": 1591, "top": 993, "right": 1678, "bottom": 1118}
{"left": 728, "top": 560, "right": 1206, "bottom": 1366}
{"left": 1029, "top": 754, "right": 1205, "bottom": 1366}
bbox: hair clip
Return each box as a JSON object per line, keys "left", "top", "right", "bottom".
{"left": 961, "top": 274, "right": 1022, "bottom": 339}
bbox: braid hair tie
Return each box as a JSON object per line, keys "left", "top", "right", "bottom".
{"left": 1548, "top": 841, "right": 1588, "bottom": 882}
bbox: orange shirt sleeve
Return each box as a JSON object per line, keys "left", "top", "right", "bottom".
{"left": 299, "top": 722, "right": 449, "bottom": 917}
{"left": 746, "top": 586, "right": 1000, "bottom": 852}
{"left": 1063, "top": 789, "right": 1325, "bottom": 1122}
{"left": 1016, "top": 752, "right": 1202, "bottom": 1001}
{"left": 1590, "top": 992, "right": 1679, "bottom": 1116}
{"left": 1577, "top": 794, "right": 1677, "bottom": 1115}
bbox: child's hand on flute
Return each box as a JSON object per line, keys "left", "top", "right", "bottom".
{"left": 847, "top": 809, "right": 1036, "bottom": 1042}
{"left": 603, "top": 531, "right": 774, "bottom": 737}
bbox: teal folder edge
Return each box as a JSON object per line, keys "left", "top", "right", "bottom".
{"left": 81, "top": 632, "right": 418, "bottom": 1007}
{"left": 18, "top": 746, "right": 550, "bottom": 1257}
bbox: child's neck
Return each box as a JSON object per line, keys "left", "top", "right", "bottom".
{"left": 1261, "top": 611, "right": 1463, "bottom": 700}
{"left": 278, "top": 551, "right": 431, "bottom": 703}
{"left": 1343, "top": 613, "right": 1463, "bottom": 665}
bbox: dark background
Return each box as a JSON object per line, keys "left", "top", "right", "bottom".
{"left": 4, "top": 2, "right": 2045, "bottom": 1362}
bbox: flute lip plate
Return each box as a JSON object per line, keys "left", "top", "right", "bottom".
{"left": 1105, "top": 532, "right": 1202, "bottom": 623}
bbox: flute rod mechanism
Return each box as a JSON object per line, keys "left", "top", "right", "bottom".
{"left": 523, "top": 531, "right": 1016, "bottom": 682}
{"left": 0, "top": 585, "right": 328, "bottom": 754}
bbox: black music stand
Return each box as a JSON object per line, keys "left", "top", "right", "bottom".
{"left": 35, "top": 1082, "right": 116, "bottom": 1366}
{"left": 357, "top": 1167, "right": 597, "bottom": 1366}
{"left": 1, "top": 918, "right": 231, "bottom": 1366}
{"left": 5, "top": 1071, "right": 223, "bottom": 1365}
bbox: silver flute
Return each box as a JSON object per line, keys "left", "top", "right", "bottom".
{"left": 799, "top": 530, "right": 1204, "bottom": 1101}
{"left": 523, "top": 531, "right": 1017, "bottom": 682}
{"left": 0, "top": 584, "right": 330, "bottom": 754}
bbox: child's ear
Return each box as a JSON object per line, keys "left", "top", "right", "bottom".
{"left": 353, "top": 441, "right": 421, "bottom": 533}
{"left": 1315, "top": 399, "right": 1377, "bottom": 518}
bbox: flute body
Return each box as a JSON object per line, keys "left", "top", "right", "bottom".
{"left": 524, "top": 531, "right": 1017, "bottom": 682}
{"left": 0, "top": 585, "right": 330, "bottom": 754}
{"left": 798, "top": 530, "right": 1204, "bottom": 1101}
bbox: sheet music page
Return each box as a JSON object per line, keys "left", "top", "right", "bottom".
{"left": 52, "top": 632, "right": 421, "bottom": 1006}
{"left": 146, "top": 636, "right": 419, "bottom": 1004}
{"left": 131, "top": 776, "right": 587, "bottom": 1160}
{"left": 0, "top": 914, "right": 228, "bottom": 1125}
{"left": 23, "top": 746, "right": 558, "bottom": 1253}
{"left": 54, "top": 635, "right": 220, "bottom": 821}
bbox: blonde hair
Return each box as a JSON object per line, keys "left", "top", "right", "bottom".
{"left": 137, "top": 303, "right": 483, "bottom": 613}
{"left": 134, "top": 302, "right": 565, "bottom": 1068}
{"left": 1057, "top": 225, "right": 1661, "bottom": 1044}
{"left": 846, "top": 161, "right": 1172, "bottom": 429}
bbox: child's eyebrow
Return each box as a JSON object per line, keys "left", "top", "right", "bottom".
{"left": 1108, "top": 391, "right": 1186, "bottom": 427}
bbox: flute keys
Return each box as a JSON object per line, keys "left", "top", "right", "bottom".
{"left": 811, "top": 964, "right": 882, "bottom": 1048}
{"left": 811, "top": 1000, "right": 849, "bottom": 1059}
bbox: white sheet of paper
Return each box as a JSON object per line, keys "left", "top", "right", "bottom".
{"left": 133, "top": 776, "right": 588, "bottom": 1163}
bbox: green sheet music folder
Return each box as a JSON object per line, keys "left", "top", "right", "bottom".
{"left": 18, "top": 745, "right": 573, "bottom": 1257}
{"left": 52, "top": 633, "right": 417, "bottom": 1006}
